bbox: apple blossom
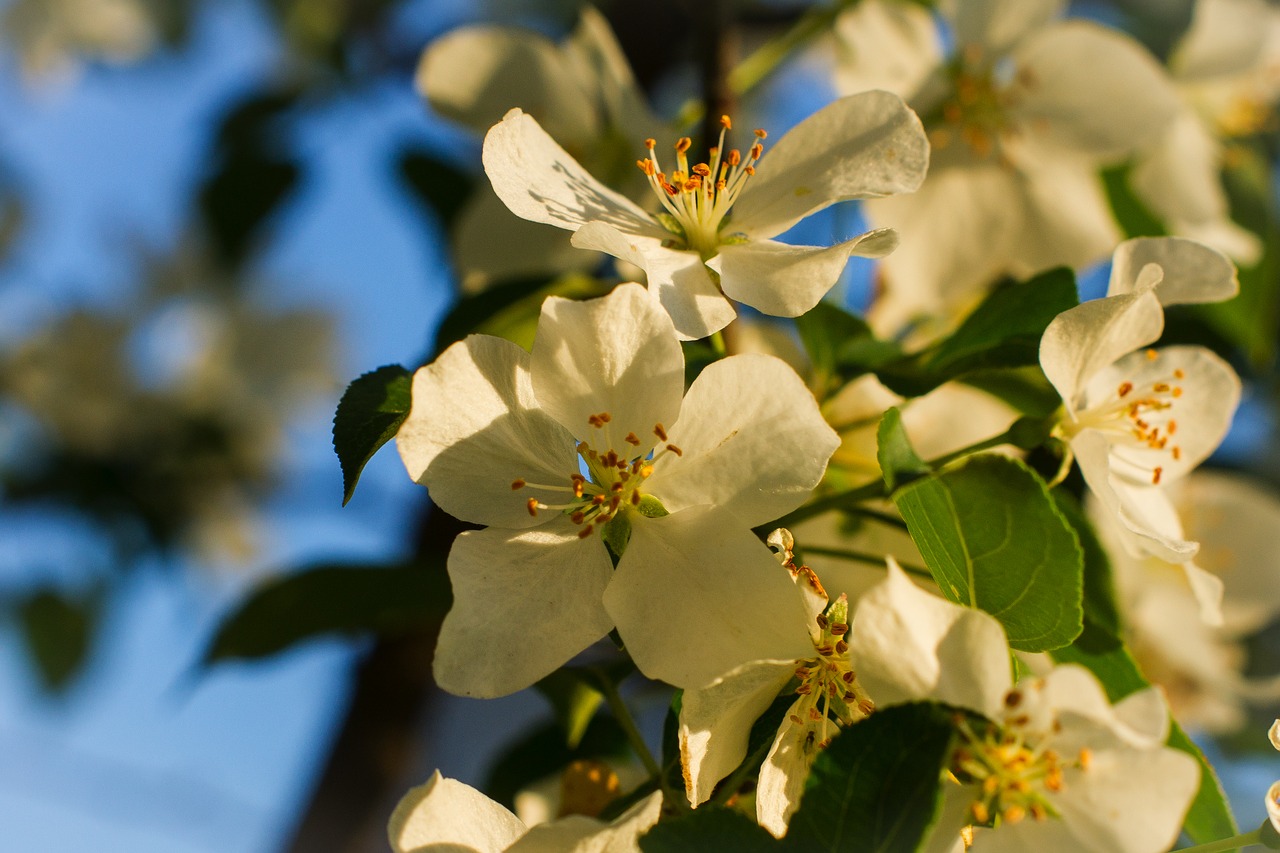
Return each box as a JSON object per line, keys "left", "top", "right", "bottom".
{"left": 1039, "top": 237, "right": 1241, "bottom": 568}
{"left": 396, "top": 284, "right": 835, "bottom": 697}
{"left": 388, "top": 769, "right": 662, "bottom": 853}
{"left": 481, "top": 91, "right": 928, "bottom": 339}
{"left": 848, "top": 0, "right": 1181, "bottom": 335}
{"left": 1268, "top": 720, "right": 1280, "bottom": 833}
{"left": 417, "top": 8, "right": 667, "bottom": 290}
{"left": 1132, "top": 0, "right": 1280, "bottom": 264}
{"left": 847, "top": 565, "right": 1200, "bottom": 853}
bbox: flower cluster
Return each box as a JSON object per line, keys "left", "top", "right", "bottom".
{"left": 351, "top": 1, "right": 1280, "bottom": 849}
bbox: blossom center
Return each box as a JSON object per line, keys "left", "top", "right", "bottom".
{"left": 951, "top": 688, "right": 1091, "bottom": 826}
{"left": 1064, "top": 349, "right": 1186, "bottom": 485}
{"left": 931, "top": 47, "right": 1023, "bottom": 160}
{"left": 788, "top": 593, "right": 875, "bottom": 750}
{"left": 512, "top": 416, "right": 681, "bottom": 539}
{"left": 636, "top": 115, "right": 766, "bottom": 257}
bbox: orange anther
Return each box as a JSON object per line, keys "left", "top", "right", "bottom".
{"left": 578, "top": 524, "right": 594, "bottom": 539}
{"left": 1117, "top": 381, "right": 1133, "bottom": 397}
{"left": 675, "top": 137, "right": 692, "bottom": 153}
{"left": 1152, "top": 466, "right": 1163, "bottom": 485}
{"left": 624, "top": 432, "right": 640, "bottom": 446}
{"left": 1146, "top": 349, "right": 1158, "bottom": 360}
{"left": 667, "top": 444, "right": 684, "bottom": 457}
{"left": 727, "top": 149, "right": 741, "bottom": 166}
{"left": 653, "top": 423, "right": 668, "bottom": 441}
{"left": 511, "top": 479, "right": 526, "bottom": 490}
{"left": 527, "top": 498, "right": 540, "bottom": 516}
{"left": 644, "top": 138, "right": 656, "bottom": 150}
{"left": 754, "top": 128, "right": 767, "bottom": 139}
{"left": 720, "top": 115, "right": 732, "bottom": 129}
{"left": 1173, "top": 368, "right": 1185, "bottom": 379}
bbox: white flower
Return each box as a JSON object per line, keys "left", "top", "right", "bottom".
{"left": 831, "top": 0, "right": 942, "bottom": 99}
{"left": 676, "top": 543, "right": 874, "bottom": 823}
{"left": 1039, "top": 237, "right": 1241, "bottom": 566}
{"left": 1091, "top": 470, "right": 1280, "bottom": 730}
{"left": 388, "top": 770, "right": 662, "bottom": 853}
{"left": 396, "top": 284, "right": 836, "bottom": 697}
{"left": 848, "top": 565, "right": 1200, "bottom": 853}
{"left": 417, "top": 8, "right": 667, "bottom": 290}
{"left": 851, "top": 0, "right": 1181, "bottom": 335}
{"left": 1129, "top": 0, "right": 1280, "bottom": 264}
{"left": 482, "top": 92, "right": 928, "bottom": 339}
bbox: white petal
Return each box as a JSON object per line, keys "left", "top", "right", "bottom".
{"left": 1089, "top": 345, "right": 1240, "bottom": 482}
{"left": 397, "top": 336, "right": 578, "bottom": 529}
{"left": 453, "top": 191, "right": 599, "bottom": 292}
{"left": 506, "top": 791, "right": 663, "bottom": 853}
{"left": 1268, "top": 780, "right": 1280, "bottom": 834}
{"left": 1182, "top": 562, "right": 1226, "bottom": 626}
{"left": 1039, "top": 289, "right": 1164, "bottom": 408}
{"left": 388, "top": 770, "right": 527, "bottom": 853}
{"left": 847, "top": 562, "right": 1011, "bottom": 717}
{"left": 482, "top": 109, "right": 659, "bottom": 235}
{"left": 832, "top": 0, "right": 942, "bottom": 98}
{"left": 755, "top": 712, "right": 814, "bottom": 838}
{"left": 417, "top": 26, "right": 595, "bottom": 142}
{"left": 604, "top": 508, "right": 815, "bottom": 689}
{"left": 434, "top": 520, "right": 614, "bottom": 698}
{"left": 729, "top": 90, "right": 929, "bottom": 239}
{"left": 647, "top": 354, "right": 839, "bottom": 528}
{"left": 1107, "top": 236, "right": 1239, "bottom": 305}
{"left": 711, "top": 229, "right": 898, "bottom": 317}
{"left": 1177, "top": 471, "right": 1280, "bottom": 629}
{"left": 1012, "top": 22, "right": 1180, "bottom": 161}
{"left": 563, "top": 7, "right": 662, "bottom": 139}
{"left": 679, "top": 661, "right": 796, "bottom": 806}
{"left": 1174, "top": 0, "right": 1273, "bottom": 80}
{"left": 953, "top": 0, "right": 1064, "bottom": 56}
{"left": 1003, "top": 148, "right": 1122, "bottom": 273}
{"left": 1073, "top": 432, "right": 1200, "bottom": 563}
{"left": 920, "top": 784, "right": 982, "bottom": 853}
{"left": 1031, "top": 666, "right": 1168, "bottom": 750}
{"left": 571, "top": 222, "right": 737, "bottom": 341}
{"left": 1270, "top": 719, "right": 1280, "bottom": 751}
{"left": 531, "top": 283, "right": 684, "bottom": 450}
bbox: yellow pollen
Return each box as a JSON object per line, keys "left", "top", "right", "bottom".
{"left": 511, "top": 479, "right": 526, "bottom": 490}
{"left": 1172, "top": 386, "right": 1183, "bottom": 398}
{"left": 1078, "top": 748, "right": 1092, "bottom": 770}
{"left": 1146, "top": 348, "right": 1158, "bottom": 360}
{"left": 1004, "top": 805, "right": 1026, "bottom": 824}
{"left": 636, "top": 159, "right": 655, "bottom": 176}
{"left": 972, "top": 802, "right": 990, "bottom": 824}
{"left": 640, "top": 464, "right": 653, "bottom": 477}
{"left": 675, "top": 137, "right": 691, "bottom": 154}
{"left": 691, "top": 163, "right": 710, "bottom": 177}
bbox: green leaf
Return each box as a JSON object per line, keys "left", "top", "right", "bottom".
{"left": 960, "top": 367, "right": 1064, "bottom": 419}
{"left": 1102, "top": 163, "right": 1168, "bottom": 241}
{"left": 876, "top": 407, "right": 928, "bottom": 492}
{"left": 1051, "top": 490, "right": 1123, "bottom": 640}
{"left": 18, "top": 588, "right": 99, "bottom": 692}
{"left": 795, "top": 302, "right": 901, "bottom": 399}
{"left": 1051, "top": 632, "right": 1237, "bottom": 844}
{"left": 641, "top": 806, "right": 783, "bottom": 852}
{"left": 892, "top": 455, "right": 1084, "bottom": 651}
{"left": 333, "top": 365, "right": 412, "bottom": 505}
{"left": 203, "top": 562, "right": 448, "bottom": 663}
{"left": 398, "top": 148, "right": 474, "bottom": 229}
{"left": 535, "top": 669, "right": 606, "bottom": 750}
{"left": 786, "top": 702, "right": 954, "bottom": 853}
{"left": 927, "top": 268, "right": 1078, "bottom": 373}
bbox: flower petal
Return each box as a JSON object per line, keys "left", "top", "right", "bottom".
{"left": 1181, "top": 561, "right": 1226, "bottom": 627}
{"left": 755, "top": 711, "right": 814, "bottom": 838}
{"left": 953, "top": 0, "right": 1064, "bottom": 56}
{"left": 847, "top": 561, "right": 1011, "bottom": 717}
{"left": 1174, "top": 0, "right": 1273, "bottom": 80}
{"left": 605, "top": 507, "right": 815, "bottom": 689}
{"left": 647, "top": 353, "right": 839, "bottom": 528}
{"left": 398, "top": 335, "right": 578, "bottom": 529}
{"left": 531, "top": 283, "right": 684, "bottom": 450}
{"left": 1039, "top": 289, "right": 1164, "bottom": 408}
{"left": 417, "top": 26, "right": 595, "bottom": 142}
{"left": 506, "top": 791, "right": 663, "bottom": 853}
{"left": 483, "top": 109, "right": 660, "bottom": 235}
{"left": 434, "top": 520, "right": 614, "bottom": 698}
{"left": 453, "top": 190, "right": 599, "bottom": 292}
{"left": 571, "top": 222, "right": 737, "bottom": 341}
{"left": 1088, "top": 345, "right": 1240, "bottom": 482}
{"left": 388, "top": 770, "right": 527, "bottom": 853}
{"left": 680, "top": 660, "right": 796, "bottom": 806}
{"left": 729, "top": 90, "right": 929, "bottom": 239}
{"left": 1073, "top": 430, "right": 1199, "bottom": 563}
{"left": 1012, "top": 22, "right": 1180, "bottom": 161}
{"left": 1107, "top": 236, "right": 1239, "bottom": 305}
{"left": 710, "top": 229, "right": 898, "bottom": 317}
{"left": 832, "top": 0, "right": 942, "bottom": 97}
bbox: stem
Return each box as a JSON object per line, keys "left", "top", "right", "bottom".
{"left": 767, "top": 478, "right": 886, "bottom": 530}
{"left": 799, "top": 544, "right": 931, "bottom": 579}
{"left": 1175, "top": 827, "right": 1264, "bottom": 853}
{"left": 849, "top": 505, "right": 909, "bottom": 530}
{"left": 599, "top": 676, "right": 662, "bottom": 779}
{"left": 727, "top": 0, "right": 860, "bottom": 97}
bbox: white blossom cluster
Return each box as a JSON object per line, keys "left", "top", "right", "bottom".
{"left": 376, "top": 0, "right": 1280, "bottom": 850}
